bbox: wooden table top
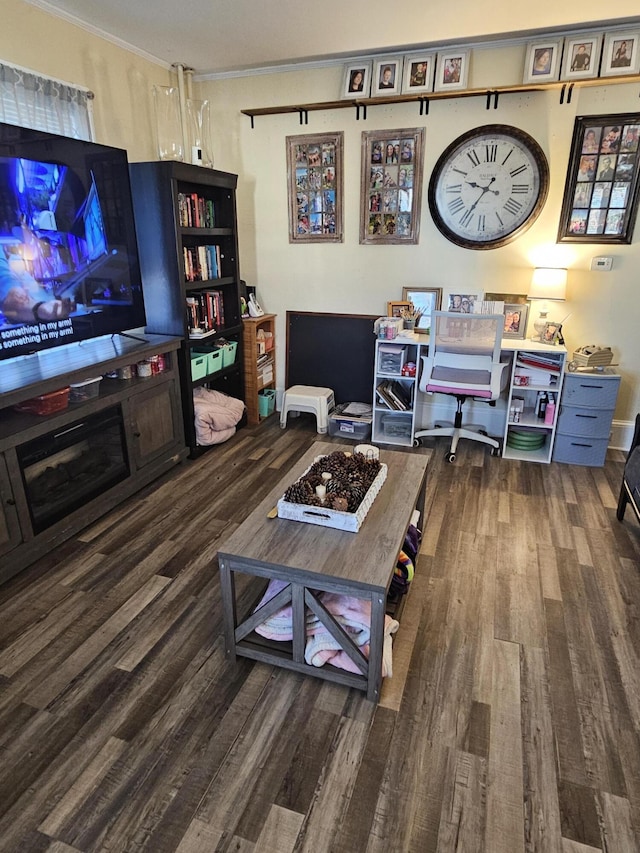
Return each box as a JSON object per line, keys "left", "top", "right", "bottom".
{"left": 217, "top": 441, "right": 430, "bottom": 593}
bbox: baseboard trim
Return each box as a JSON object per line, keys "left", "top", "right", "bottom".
{"left": 610, "top": 419, "right": 635, "bottom": 452}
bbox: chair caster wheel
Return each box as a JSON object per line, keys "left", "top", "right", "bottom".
{"left": 413, "top": 438, "right": 422, "bottom": 447}
{"left": 446, "top": 452, "right": 456, "bottom": 463}
{"left": 490, "top": 445, "right": 501, "bottom": 457}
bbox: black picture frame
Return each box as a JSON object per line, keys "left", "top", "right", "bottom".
{"left": 558, "top": 113, "right": 640, "bottom": 244}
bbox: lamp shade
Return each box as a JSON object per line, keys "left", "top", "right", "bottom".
{"left": 529, "top": 267, "right": 567, "bottom": 301}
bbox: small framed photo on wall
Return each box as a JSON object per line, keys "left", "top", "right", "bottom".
{"left": 341, "top": 62, "right": 372, "bottom": 99}
{"left": 600, "top": 31, "right": 640, "bottom": 77}
{"left": 434, "top": 50, "right": 470, "bottom": 92}
{"left": 523, "top": 40, "right": 563, "bottom": 84}
{"left": 286, "top": 132, "right": 343, "bottom": 243}
{"left": 401, "top": 51, "right": 436, "bottom": 94}
{"left": 360, "top": 127, "right": 425, "bottom": 244}
{"left": 561, "top": 34, "right": 602, "bottom": 81}
{"left": 372, "top": 57, "right": 403, "bottom": 96}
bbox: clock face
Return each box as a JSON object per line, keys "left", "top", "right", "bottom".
{"left": 429, "top": 124, "right": 550, "bottom": 249}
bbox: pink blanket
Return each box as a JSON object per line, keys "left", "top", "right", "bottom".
{"left": 253, "top": 579, "right": 398, "bottom": 677}
{"left": 193, "top": 387, "right": 245, "bottom": 446}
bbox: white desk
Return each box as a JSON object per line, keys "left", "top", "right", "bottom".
{"left": 372, "top": 333, "right": 567, "bottom": 463}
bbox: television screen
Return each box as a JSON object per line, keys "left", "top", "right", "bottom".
{"left": 0, "top": 122, "right": 146, "bottom": 361}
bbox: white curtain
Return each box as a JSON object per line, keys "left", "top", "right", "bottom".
{"left": 0, "top": 62, "right": 93, "bottom": 140}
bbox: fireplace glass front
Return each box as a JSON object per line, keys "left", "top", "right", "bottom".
{"left": 17, "top": 406, "right": 129, "bottom": 534}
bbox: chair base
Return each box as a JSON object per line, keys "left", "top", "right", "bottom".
{"left": 415, "top": 424, "right": 500, "bottom": 455}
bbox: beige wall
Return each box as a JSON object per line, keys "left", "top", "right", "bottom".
{"left": 2, "top": 0, "right": 639, "bottom": 425}
{"left": 201, "top": 58, "right": 640, "bottom": 427}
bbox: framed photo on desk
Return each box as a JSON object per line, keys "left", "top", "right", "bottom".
{"left": 402, "top": 286, "right": 442, "bottom": 333}
{"left": 502, "top": 302, "right": 529, "bottom": 339}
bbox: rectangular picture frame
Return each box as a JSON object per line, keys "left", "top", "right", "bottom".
{"left": 401, "top": 287, "right": 442, "bottom": 334}
{"left": 286, "top": 131, "right": 343, "bottom": 243}
{"left": 557, "top": 113, "right": 640, "bottom": 244}
{"left": 341, "top": 62, "right": 372, "bottom": 99}
{"left": 600, "top": 31, "right": 640, "bottom": 77}
{"left": 523, "top": 39, "right": 563, "bottom": 84}
{"left": 372, "top": 57, "right": 403, "bottom": 97}
{"left": 502, "top": 302, "right": 529, "bottom": 339}
{"left": 446, "top": 293, "right": 481, "bottom": 313}
{"left": 401, "top": 51, "right": 436, "bottom": 94}
{"left": 387, "top": 300, "right": 410, "bottom": 318}
{"left": 542, "top": 321, "right": 561, "bottom": 345}
{"left": 561, "top": 34, "right": 603, "bottom": 81}
{"left": 434, "top": 49, "right": 470, "bottom": 92}
{"left": 360, "top": 127, "right": 425, "bottom": 244}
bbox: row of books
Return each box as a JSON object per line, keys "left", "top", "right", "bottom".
{"left": 517, "top": 354, "right": 562, "bottom": 373}
{"left": 183, "top": 244, "right": 222, "bottom": 282}
{"left": 376, "top": 379, "right": 412, "bottom": 411}
{"left": 178, "top": 192, "right": 215, "bottom": 229}
{"left": 186, "top": 290, "right": 225, "bottom": 333}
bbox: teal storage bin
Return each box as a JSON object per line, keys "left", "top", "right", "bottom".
{"left": 191, "top": 352, "right": 208, "bottom": 381}
{"left": 194, "top": 347, "right": 222, "bottom": 375}
{"left": 258, "top": 388, "right": 276, "bottom": 418}
{"left": 219, "top": 340, "right": 238, "bottom": 368}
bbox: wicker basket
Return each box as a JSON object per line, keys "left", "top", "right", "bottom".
{"left": 277, "top": 458, "right": 387, "bottom": 532}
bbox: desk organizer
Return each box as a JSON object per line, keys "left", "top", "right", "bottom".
{"left": 277, "top": 456, "right": 387, "bottom": 533}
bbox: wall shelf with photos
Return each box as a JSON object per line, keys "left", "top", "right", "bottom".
{"left": 241, "top": 73, "right": 640, "bottom": 124}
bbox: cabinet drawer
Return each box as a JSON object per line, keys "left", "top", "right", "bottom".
{"left": 562, "top": 375, "right": 620, "bottom": 408}
{"left": 552, "top": 433, "right": 608, "bottom": 467}
{"left": 557, "top": 405, "right": 614, "bottom": 438}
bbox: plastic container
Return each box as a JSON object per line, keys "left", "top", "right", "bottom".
{"left": 328, "top": 413, "right": 372, "bottom": 441}
{"left": 219, "top": 340, "right": 238, "bottom": 367}
{"left": 258, "top": 388, "right": 276, "bottom": 417}
{"left": 69, "top": 376, "right": 102, "bottom": 402}
{"left": 191, "top": 352, "right": 208, "bottom": 381}
{"left": 14, "top": 387, "right": 70, "bottom": 416}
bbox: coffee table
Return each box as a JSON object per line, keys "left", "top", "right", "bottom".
{"left": 217, "top": 441, "right": 429, "bottom": 701}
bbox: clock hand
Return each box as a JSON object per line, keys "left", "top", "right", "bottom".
{"left": 465, "top": 176, "right": 499, "bottom": 195}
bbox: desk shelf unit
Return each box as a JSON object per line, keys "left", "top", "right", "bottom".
{"left": 371, "top": 337, "right": 419, "bottom": 448}
{"left": 502, "top": 345, "right": 566, "bottom": 463}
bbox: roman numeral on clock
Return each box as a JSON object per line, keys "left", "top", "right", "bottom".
{"left": 509, "top": 164, "right": 527, "bottom": 178}
{"left": 446, "top": 184, "right": 462, "bottom": 193}
{"left": 512, "top": 184, "right": 530, "bottom": 194}
{"left": 485, "top": 145, "right": 497, "bottom": 163}
{"left": 460, "top": 208, "right": 474, "bottom": 227}
{"left": 503, "top": 197, "right": 523, "bottom": 216}
{"left": 467, "top": 149, "right": 481, "bottom": 167}
{"left": 448, "top": 197, "right": 464, "bottom": 214}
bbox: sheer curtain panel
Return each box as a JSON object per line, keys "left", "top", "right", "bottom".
{"left": 0, "top": 61, "right": 93, "bottom": 140}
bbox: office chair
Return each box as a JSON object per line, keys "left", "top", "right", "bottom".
{"left": 414, "top": 312, "right": 509, "bottom": 462}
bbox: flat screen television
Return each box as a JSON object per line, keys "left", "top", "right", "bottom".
{"left": 0, "top": 121, "right": 146, "bottom": 361}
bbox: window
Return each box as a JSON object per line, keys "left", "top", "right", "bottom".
{"left": 0, "top": 61, "right": 93, "bottom": 140}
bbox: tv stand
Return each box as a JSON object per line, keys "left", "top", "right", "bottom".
{"left": 0, "top": 333, "right": 187, "bottom": 584}
{"left": 112, "top": 330, "right": 149, "bottom": 345}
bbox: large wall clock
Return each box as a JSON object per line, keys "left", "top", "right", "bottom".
{"left": 428, "top": 124, "right": 550, "bottom": 249}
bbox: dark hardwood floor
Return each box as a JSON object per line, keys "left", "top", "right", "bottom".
{"left": 0, "top": 414, "right": 639, "bottom": 852}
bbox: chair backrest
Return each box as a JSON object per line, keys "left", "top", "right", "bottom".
{"left": 430, "top": 312, "right": 503, "bottom": 361}
{"left": 418, "top": 311, "right": 506, "bottom": 399}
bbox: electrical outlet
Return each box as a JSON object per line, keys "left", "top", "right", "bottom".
{"left": 590, "top": 256, "right": 613, "bottom": 271}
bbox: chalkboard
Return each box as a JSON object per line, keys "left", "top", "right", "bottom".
{"left": 286, "top": 311, "right": 377, "bottom": 404}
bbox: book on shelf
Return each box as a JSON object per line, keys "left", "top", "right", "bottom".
{"left": 185, "top": 289, "right": 225, "bottom": 334}
{"left": 183, "top": 244, "right": 222, "bottom": 282}
{"left": 376, "top": 380, "right": 411, "bottom": 411}
{"left": 177, "top": 192, "right": 215, "bottom": 229}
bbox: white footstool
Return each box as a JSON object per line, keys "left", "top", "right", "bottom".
{"left": 280, "top": 385, "right": 335, "bottom": 434}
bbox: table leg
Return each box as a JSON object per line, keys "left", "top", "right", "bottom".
{"left": 292, "top": 583, "right": 305, "bottom": 663}
{"left": 218, "top": 557, "right": 237, "bottom": 661}
{"left": 367, "top": 591, "right": 385, "bottom": 702}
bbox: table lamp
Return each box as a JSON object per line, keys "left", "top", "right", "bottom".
{"left": 528, "top": 267, "right": 567, "bottom": 341}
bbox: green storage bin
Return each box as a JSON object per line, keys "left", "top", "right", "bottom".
{"left": 194, "top": 348, "right": 222, "bottom": 375}
{"left": 190, "top": 353, "right": 208, "bottom": 381}
{"left": 221, "top": 340, "right": 238, "bottom": 367}
{"left": 258, "top": 388, "right": 276, "bottom": 417}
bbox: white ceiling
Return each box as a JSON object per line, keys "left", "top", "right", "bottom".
{"left": 24, "top": 1, "right": 640, "bottom": 79}
{"left": 20, "top": 0, "right": 556, "bottom": 78}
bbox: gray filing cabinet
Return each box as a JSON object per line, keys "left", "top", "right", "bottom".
{"left": 552, "top": 369, "right": 620, "bottom": 466}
